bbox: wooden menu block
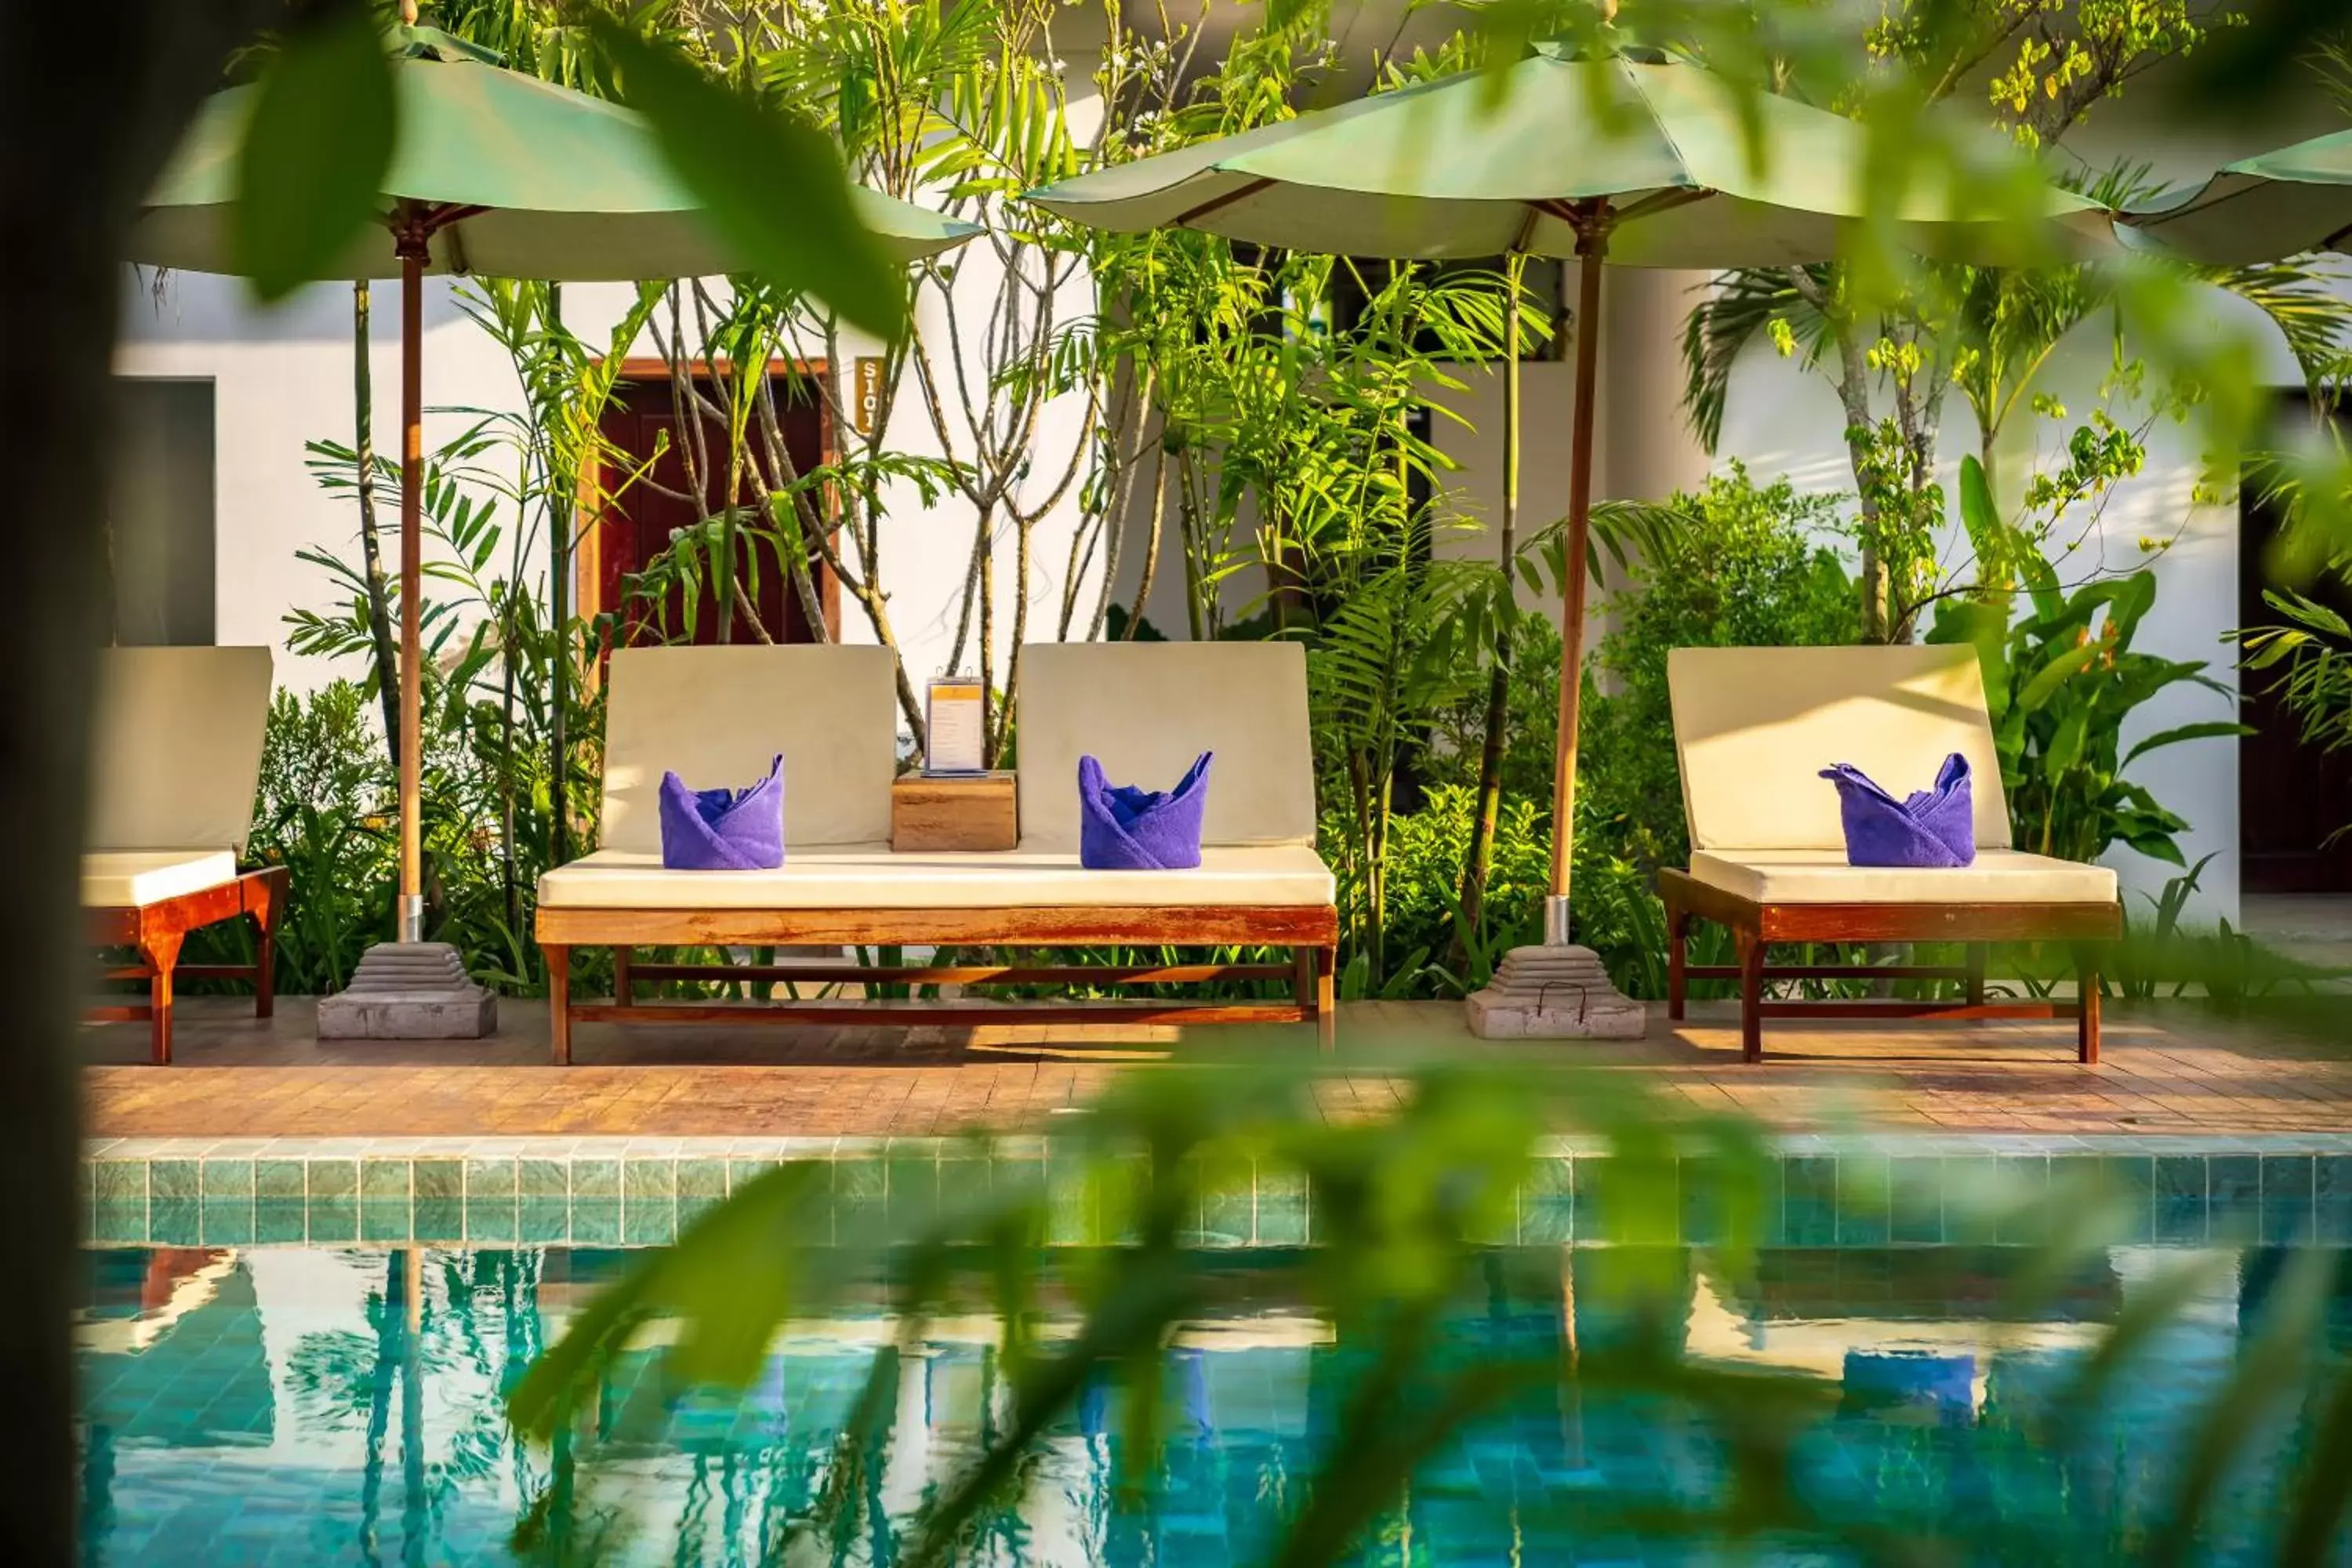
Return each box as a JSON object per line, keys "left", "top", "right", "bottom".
{"left": 891, "top": 771, "right": 1018, "bottom": 852}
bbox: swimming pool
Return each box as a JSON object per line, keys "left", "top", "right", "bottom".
{"left": 78, "top": 1229, "right": 2351, "bottom": 1566}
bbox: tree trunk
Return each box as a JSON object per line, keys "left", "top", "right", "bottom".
{"left": 353, "top": 281, "right": 402, "bottom": 763}
{"left": 1454, "top": 261, "right": 1523, "bottom": 966}
{"left": 4, "top": 1, "right": 278, "bottom": 1559}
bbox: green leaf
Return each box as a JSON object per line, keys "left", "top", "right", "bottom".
{"left": 593, "top": 20, "right": 906, "bottom": 341}
{"left": 2045, "top": 703, "right": 2089, "bottom": 775}
{"left": 2120, "top": 720, "right": 2254, "bottom": 769}
{"left": 233, "top": 6, "right": 394, "bottom": 299}
{"left": 2018, "top": 641, "right": 2100, "bottom": 713}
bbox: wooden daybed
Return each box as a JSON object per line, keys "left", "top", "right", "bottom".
{"left": 1657, "top": 645, "right": 2122, "bottom": 1065}
{"left": 534, "top": 643, "right": 1338, "bottom": 1061}
{"left": 84, "top": 647, "right": 286, "bottom": 1064}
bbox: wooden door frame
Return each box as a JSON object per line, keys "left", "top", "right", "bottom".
{"left": 575, "top": 355, "right": 841, "bottom": 656}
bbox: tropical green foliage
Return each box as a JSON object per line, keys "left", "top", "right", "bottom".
{"left": 1926, "top": 544, "right": 2242, "bottom": 866}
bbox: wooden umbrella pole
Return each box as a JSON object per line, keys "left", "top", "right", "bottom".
{"left": 1547, "top": 203, "right": 1609, "bottom": 935}
{"left": 396, "top": 223, "right": 428, "bottom": 942}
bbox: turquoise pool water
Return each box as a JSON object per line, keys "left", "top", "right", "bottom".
{"left": 77, "top": 1238, "right": 2350, "bottom": 1565}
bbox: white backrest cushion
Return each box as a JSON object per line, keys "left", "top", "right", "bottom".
{"left": 88, "top": 646, "right": 273, "bottom": 855}
{"left": 1017, "top": 641, "right": 1317, "bottom": 849}
{"left": 1668, "top": 644, "right": 2011, "bottom": 852}
{"left": 601, "top": 645, "right": 896, "bottom": 851}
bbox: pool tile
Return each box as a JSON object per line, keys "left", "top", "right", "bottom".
{"left": 92, "top": 1161, "right": 145, "bottom": 1207}
{"left": 2259, "top": 1155, "right": 2314, "bottom": 1244}
{"left": 2098, "top": 1156, "right": 2154, "bottom": 1244}
{"left": 572, "top": 1160, "right": 619, "bottom": 1200}
{"left": 307, "top": 1198, "right": 358, "bottom": 1243}
{"left": 466, "top": 1159, "right": 518, "bottom": 1201}
{"left": 2209, "top": 1156, "right": 2261, "bottom": 1242}
{"left": 149, "top": 1200, "right": 199, "bottom": 1247}
{"left": 677, "top": 1158, "right": 729, "bottom": 1202}
{"left": 93, "top": 1203, "right": 147, "bottom": 1246}
{"left": 256, "top": 1160, "right": 306, "bottom": 1201}
{"left": 414, "top": 1198, "right": 465, "bottom": 1243}
{"left": 2154, "top": 1156, "right": 2208, "bottom": 1243}
{"left": 360, "top": 1200, "right": 413, "bottom": 1243}
{"left": 572, "top": 1201, "right": 622, "bottom": 1247}
{"left": 1940, "top": 1156, "right": 2001, "bottom": 1244}
{"left": 200, "top": 1198, "right": 253, "bottom": 1244}
{"left": 361, "top": 1160, "right": 411, "bottom": 1203}
{"left": 1195, "top": 1152, "right": 1252, "bottom": 1249}
{"left": 149, "top": 1160, "right": 198, "bottom": 1202}
{"left": 1519, "top": 1158, "right": 1573, "bottom": 1247}
{"left": 307, "top": 1160, "right": 358, "bottom": 1200}
{"left": 518, "top": 1159, "right": 568, "bottom": 1200}
{"left": 728, "top": 1159, "right": 779, "bottom": 1197}
{"left": 1783, "top": 1156, "right": 1837, "bottom": 1247}
{"left": 413, "top": 1160, "right": 463, "bottom": 1201}
{"left": 1992, "top": 1156, "right": 2049, "bottom": 1245}
{"left": 255, "top": 1201, "right": 307, "bottom": 1245}
{"left": 1880, "top": 1159, "right": 1939, "bottom": 1245}
{"left": 1257, "top": 1166, "right": 1310, "bottom": 1246}
{"left": 2319, "top": 1156, "right": 2352, "bottom": 1245}
{"left": 519, "top": 1198, "right": 569, "bottom": 1244}
{"left": 1837, "top": 1156, "right": 1892, "bottom": 1247}
{"left": 201, "top": 1160, "right": 254, "bottom": 1200}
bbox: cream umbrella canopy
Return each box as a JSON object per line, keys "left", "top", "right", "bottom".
{"left": 132, "top": 21, "right": 976, "bottom": 946}
{"left": 1030, "top": 42, "right": 2106, "bottom": 971}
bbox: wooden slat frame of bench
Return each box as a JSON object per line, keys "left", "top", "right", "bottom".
{"left": 1657, "top": 868, "right": 2122, "bottom": 1066}
{"left": 85, "top": 866, "right": 287, "bottom": 1065}
{"left": 535, "top": 903, "right": 1341, "bottom": 1064}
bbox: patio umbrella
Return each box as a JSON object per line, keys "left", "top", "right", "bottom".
{"left": 1029, "top": 42, "right": 2104, "bottom": 964}
{"left": 130, "top": 20, "right": 976, "bottom": 947}
{"left": 2119, "top": 126, "right": 2352, "bottom": 264}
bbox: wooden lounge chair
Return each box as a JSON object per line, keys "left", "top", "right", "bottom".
{"left": 535, "top": 642, "right": 1338, "bottom": 1062}
{"left": 84, "top": 647, "right": 286, "bottom": 1065}
{"left": 1656, "top": 645, "right": 2122, "bottom": 1064}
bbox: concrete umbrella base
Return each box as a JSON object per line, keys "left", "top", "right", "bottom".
{"left": 316, "top": 941, "right": 498, "bottom": 1039}
{"left": 1464, "top": 944, "right": 1647, "bottom": 1039}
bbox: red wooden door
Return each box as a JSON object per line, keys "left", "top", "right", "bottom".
{"left": 593, "top": 369, "right": 830, "bottom": 644}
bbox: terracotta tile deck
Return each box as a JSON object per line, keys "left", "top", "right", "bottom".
{"left": 81, "top": 995, "right": 2352, "bottom": 1140}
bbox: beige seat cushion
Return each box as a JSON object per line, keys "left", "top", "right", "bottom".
{"left": 89, "top": 647, "right": 273, "bottom": 855}
{"left": 1016, "top": 642, "right": 1317, "bottom": 849}
{"left": 1668, "top": 644, "right": 2012, "bottom": 853}
{"left": 538, "top": 844, "right": 1335, "bottom": 910}
{"left": 600, "top": 644, "right": 897, "bottom": 851}
{"left": 83, "top": 850, "right": 239, "bottom": 909}
{"left": 1690, "top": 848, "right": 2118, "bottom": 906}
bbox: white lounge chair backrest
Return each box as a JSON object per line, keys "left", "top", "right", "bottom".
{"left": 1017, "top": 641, "right": 1318, "bottom": 850}
{"left": 88, "top": 645, "right": 274, "bottom": 855}
{"left": 601, "top": 645, "right": 897, "bottom": 851}
{"left": 1668, "top": 644, "right": 2012, "bottom": 852}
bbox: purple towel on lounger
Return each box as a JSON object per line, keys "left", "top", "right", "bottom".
{"left": 1818, "top": 753, "right": 1975, "bottom": 868}
{"left": 1079, "top": 752, "right": 1212, "bottom": 870}
{"left": 659, "top": 755, "right": 785, "bottom": 870}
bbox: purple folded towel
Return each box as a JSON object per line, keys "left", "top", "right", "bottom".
{"left": 1818, "top": 753, "right": 1975, "bottom": 868}
{"left": 659, "top": 755, "right": 785, "bottom": 871}
{"left": 1079, "top": 753, "right": 1212, "bottom": 870}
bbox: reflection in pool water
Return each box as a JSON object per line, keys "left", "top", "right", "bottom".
{"left": 77, "top": 1243, "right": 2350, "bottom": 1565}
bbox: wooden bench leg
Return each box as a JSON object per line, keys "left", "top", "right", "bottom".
{"left": 252, "top": 872, "right": 284, "bottom": 1022}
{"left": 142, "top": 929, "right": 184, "bottom": 1067}
{"left": 547, "top": 944, "right": 572, "bottom": 1065}
{"left": 1735, "top": 927, "right": 1765, "bottom": 1065}
{"left": 613, "top": 945, "right": 633, "bottom": 1003}
{"left": 1665, "top": 900, "right": 1690, "bottom": 1022}
{"left": 2078, "top": 964, "right": 2101, "bottom": 1065}
{"left": 1316, "top": 946, "right": 1336, "bottom": 1054}
{"left": 1964, "top": 943, "right": 1987, "bottom": 1007}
